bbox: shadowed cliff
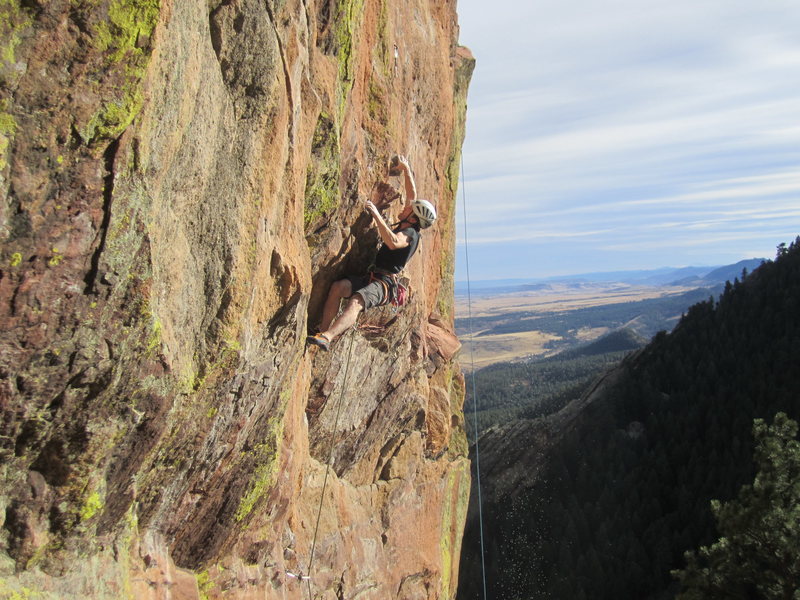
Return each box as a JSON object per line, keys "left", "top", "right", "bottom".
{"left": 0, "top": 0, "right": 474, "bottom": 598}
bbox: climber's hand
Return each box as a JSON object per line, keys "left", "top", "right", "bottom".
{"left": 365, "top": 200, "right": 380, "bottom": 217}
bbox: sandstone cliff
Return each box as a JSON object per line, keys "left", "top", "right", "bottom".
{"left": 0, "top": 1, "right": 474, "bottom": 598}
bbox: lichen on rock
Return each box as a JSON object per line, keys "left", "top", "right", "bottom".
{"left": 79, "top": 0, "right": 160, "bottom": 145}
{"left": 0, "top": 105, "right": 16, "bottom": 171}
{"left": 0, "top": 0, "right": 31, "bottom": 66}
{"left": 304, "top": 112, "right": 341, "bottom": 232}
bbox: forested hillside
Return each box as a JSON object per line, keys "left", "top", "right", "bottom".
{"left": 458, "top": 237, "right": 800, "bottom": 600}
{"left": 466, "top": 328, "right": 645, "bottom": 436}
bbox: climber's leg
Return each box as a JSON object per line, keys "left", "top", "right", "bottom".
{"left": 322, "top": 293, "right": 365, "bottom": 341}
{"left": 320, "top": 278, "right": 353, "bottom": 332}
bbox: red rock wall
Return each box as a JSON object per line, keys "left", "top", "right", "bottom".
{"left": 0, "top": 0, "right": 473, "bottom": 598}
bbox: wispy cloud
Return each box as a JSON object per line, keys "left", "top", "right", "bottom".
{"left": 456, "top": 0, "right": 800, "bottom": 278}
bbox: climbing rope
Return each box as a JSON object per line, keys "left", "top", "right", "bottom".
{"left": 460, "top": 152, "right": 489, "bottom": 600}
{"left": 303, "top": 324, "right": 358, "bottom": 599}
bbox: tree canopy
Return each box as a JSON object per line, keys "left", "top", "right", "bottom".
{"left": 674, "top": 412, "right": 800, "bottom": 599}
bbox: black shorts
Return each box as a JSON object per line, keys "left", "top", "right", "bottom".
{"left": 348, "top": 274, "right": 391, "bottom": 309}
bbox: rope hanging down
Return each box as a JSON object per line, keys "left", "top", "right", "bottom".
{"left": 302, "top": 324, "right": 358, "bottom": 599}
{"left": 460, "top": 152, "right": 489, "bottom": 600}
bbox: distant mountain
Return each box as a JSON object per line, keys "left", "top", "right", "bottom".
{"left": 670, "top": 258, "right": 766, "bottom": 286}
{"left": 637, "top": 265, "right": 715, "bottom": 285}
{"left": 454, "top": 262, "right": 765, "bottom": 295}
{"left": 541, "top": 266, "right": 715, "bottom": 285}
{"left": 458, "top": 239, "right": 800, "bottom": 600}
{"left": 454, "top": 278, "right": 544, "bottom": 295}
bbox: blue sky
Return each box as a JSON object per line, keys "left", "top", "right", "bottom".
{"left": 454, "top": 0, "right": 800, "bottom": 281}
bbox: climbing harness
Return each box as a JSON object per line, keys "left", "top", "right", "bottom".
{"left": 367, "top": 271, "right": 393, "bottom": 306}
{"left": 460, "top": 153, "right": 489, "bottom": 600}
{"left": 300, "top": 323, "right": 358, "bottom": 599}
{"left": 367, "top": 270, "right": 409, "bottom": 309}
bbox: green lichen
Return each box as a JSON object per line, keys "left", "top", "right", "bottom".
{"left": 116, "top": 503, "right": 139, "bottom": 598}
{"left": 279, "top": 386, "right": 293, "bottom": 404}
{"left": 333, "top": 0, "right": 365, "bottom": 119}
{"left": 146, "top": 314, "right": 162, "bottom": 354}
{"left": 181, "top": 337, "right": 241, "bottom": 395}
{"left": 0, "top": 0, "right": 32, "bottom": 65}
{"left": 440, "top": 471, "right": 456, "bottom": 597}
{"left": 0, "top": 108, "right": 16, "bottom": 130}
{"left": 436, "top": 240, "right": 455, "bottom": 320}
{"left": 82, "top": 85, "right": 144, "bottom": 146}
{"left": 9, "top": 251, "right": 21, "bottom": 267}
{"left": 436, "top": 49, "right": 475, "bottom": 321}
{"left": 106, "top": 206, "right": 132, "bottom": 246}
{"left": 177, "top": 367, "right": 200, "bottom": 394}
{"left": 449, "top": 428, "right": 468, "bottom": 459}
{"left": 234, "top": 416, "right": 284, "bottom": 522}
{"left": 0, "top": 130, "right": 9, "bottom": 169}
{"left": 439, "top": 462, "right": 471, "bottom": 598}
{"left": 47, "top": 248, "right": 63, "bottom": 267}
{"left": 305, "top": 0, "right": 363, "bottom": 224}
{"left": 196, "top": 570, "right": 215, "bottom": 600}
{"left": 0, "top": 106, "right": 17, "bottom": 170}
{"left": 80, "top": 0, "right": 160, "bottom": 145}
{"left": 444, "top": 49, "right": 475, "bottom": 197}
{"left": 93, "top": 0, "right": 160, "bottom": 62}
{"left": 445, "top": 367, "right": 469, "bottom": 459}
{"left": 304, "top": 113, "right": 341, "bottom": 230}
{"left": 372, "top": 0, "right": 391, "bottom": 78}
{"left": 0, "top": 580, "right": 43, "bottom": 600}
{"left": 366, "top": 79, "right": 388, "bottom": 127}
{"left": 79, "top": 491, "right": 103, "bottom": 521}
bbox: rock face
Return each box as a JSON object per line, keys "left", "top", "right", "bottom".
{"left": 0, "top": 1, "right": 474, "bottom": 598}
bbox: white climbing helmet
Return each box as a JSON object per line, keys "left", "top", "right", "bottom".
{"left": 412, "top": 199, "right": 437, "bottom": 229}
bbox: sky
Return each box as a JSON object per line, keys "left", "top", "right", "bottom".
{"left": 454, "top": 0, "right": 800, "bottom": 281}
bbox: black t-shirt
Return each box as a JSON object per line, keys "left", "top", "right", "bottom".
{"left": 374, "top": 227, "right": 420, "bottom": 274}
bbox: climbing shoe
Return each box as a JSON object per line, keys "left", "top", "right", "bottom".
{"left": 306, "top": 333, "right": 330, "bottom": 351}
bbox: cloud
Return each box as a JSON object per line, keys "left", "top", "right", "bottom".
{"left": 455, "top": 0, "right": 800, "bottom": 278}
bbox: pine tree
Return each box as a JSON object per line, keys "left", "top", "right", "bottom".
{"left": 673, "top": 412, "right": 800, "bottom": 599}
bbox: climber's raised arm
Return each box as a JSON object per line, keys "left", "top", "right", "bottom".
{"left": 395, "top": 155, "right": 417, "bottom": 207}
{"left": 365, "top": 200, "right": 412, "bottom": 249}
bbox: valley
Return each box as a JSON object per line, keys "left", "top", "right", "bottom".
{"left": 455, "top": 281, "right": 712, "bottom": 368}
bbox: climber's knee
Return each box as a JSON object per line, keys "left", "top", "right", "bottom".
{"left": 330, "top": 278, "right": 353, "bottom": 299}
{"left": 349, "top": 293, "right": 366, "bottom": 311}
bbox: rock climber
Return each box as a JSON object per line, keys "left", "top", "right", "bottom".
{"left": 306, "top": 155, "right": 437, "bottom": 351}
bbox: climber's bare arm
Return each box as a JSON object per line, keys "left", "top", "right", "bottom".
{"left": 365, "top": 201, "right": 411, "bottom": 249}
{"left": 396, "top": 155, "right": 417, "bottom": 206}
